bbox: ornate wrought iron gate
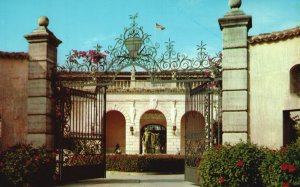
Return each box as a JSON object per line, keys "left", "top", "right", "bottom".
{"left": 184, "top": 81, "right": 222, "bottom": 183}
{"left": 55, "top": 85, "right": 106, "bottom": 182}
{"left": 54, "top": 14, "right": 222, "bottom": 184}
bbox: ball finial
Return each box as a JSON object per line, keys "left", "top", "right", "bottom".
{"left": 38, "top": 16, "right": 49, "bottom": 27}
{"left": 229, "top": 0, "right": 242, "bottom": 9}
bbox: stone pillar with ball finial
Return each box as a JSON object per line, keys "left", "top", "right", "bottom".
{"left": 25, "top": 16, "right": 61, "bottom": 149}
{"left": 218, "top": 0, "right": 252, "bottom": 144}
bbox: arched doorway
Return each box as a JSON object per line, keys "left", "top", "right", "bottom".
{"left": 140, "top": 110, "right": 167, "bottom": 154}
{"left": 180, "top": 111, "right": 205, "bottom": 155}
{"left": 106, "top": 110, "right": 126, "bottom": 153}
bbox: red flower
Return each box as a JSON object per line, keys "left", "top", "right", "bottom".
{"left": 282, "top": 182, "right": 289, "bottom": 187}
{"left": 236, "top": 160, "right": 245, "bottom": 167}
{"left": 34, "top": 156, "right": 40, "bottom": 161}
{"left": 79, "top": 51, "right": 86, "bottom": 56}
{"left": 56, "top": 111, "right": 62, "bottom": 117}
{"left": 280, "top": 146, "right": 287, "bottom": 156}
{"left": 218, "top": 177, "right": 225, "bottom": 183}
{"left": 26, "top": 160, "right": 32, "bottom": 166}
{"left": 51, "top": 151, "right": 57, "bottom": 158}
{"left": 0, "top": 161, "right": 3, "bottom": 168}
{"left": 89, "top": 50, "right": 95, "bottom": 56}
{"left": 281, "top": 163, "right": 289, "bottom": 171}
{"left": 240, "top": 170, "right": 246, "bottom": 174}
{"left": 288, "top": 164, "right": 295, "bottom": 173}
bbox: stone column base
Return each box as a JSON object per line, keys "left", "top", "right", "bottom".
{"left": 222, "top": 132, "right": 247, "bottom": 144}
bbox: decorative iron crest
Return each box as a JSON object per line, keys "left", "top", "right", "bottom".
{"left": 107, "top": 13, "right": 160, "bottom": 74}
{"left": 56, "top": 14, "right": 222, "bottom": 83}
{"left": 153, "top": 39, "right": 222, "bottom": 81}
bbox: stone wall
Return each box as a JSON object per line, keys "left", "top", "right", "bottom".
{"left": 0, "top": 56, "right": 28, "bottom": 149}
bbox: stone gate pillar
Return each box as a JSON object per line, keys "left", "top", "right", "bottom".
{"left": 25, "top": 16, "right": 61, "bottom": 149}
{"left": 218, "top": 0, "right": 252, "bottom": 143}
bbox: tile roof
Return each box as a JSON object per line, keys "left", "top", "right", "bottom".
{"left": 249, "top": 26, "right": 300, "bottom": 45}
{"left": 0, "top": 51, "right": 28, "bottom": 59}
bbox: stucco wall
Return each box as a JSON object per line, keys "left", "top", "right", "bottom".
{"left": 0, "top": 57, "right": 28, "bottom": 149}
{"left": 249, "top": 36, "right": 300, "bottom": 148}
{"left": 107, "top": 91, "right": 185, "bottom": 154}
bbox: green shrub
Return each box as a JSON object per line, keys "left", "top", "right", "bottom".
{"left": 0, "top": 143, "right": 56, "bottom": 187}
{"left": 106, "top": 154, "right": 184, "bottom": 173}
{"left": 260, "top": 139, "right": 300, "bottom": 187}
{"left": 198, "top": 142, "right": 266, "bottom": 187}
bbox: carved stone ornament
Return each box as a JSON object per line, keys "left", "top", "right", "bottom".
{"left": 229, "top": 0, "right": 241, "bottom": 9}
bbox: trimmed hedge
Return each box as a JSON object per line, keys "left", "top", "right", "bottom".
{"left": 106, "top": 154, "right": 184, "bottom": 173}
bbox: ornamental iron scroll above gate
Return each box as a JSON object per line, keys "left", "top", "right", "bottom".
{"left": 57, "top": 14, "right": 222, "bottom": 84}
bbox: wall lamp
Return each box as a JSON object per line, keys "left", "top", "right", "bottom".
{"left": 173, "top": 125, "right": 177, "bottom": 135}
{"left": 130, "top": 126, "right": 134, "bottom": 135}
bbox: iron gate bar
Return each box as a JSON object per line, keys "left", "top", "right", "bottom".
{"left": 54, "top": 84, "right": 106, "bottom": 182}
{"left": 218, "top": 89, "right": 222, "bottom": 145}
{"left": 190, "top": 83, "right": 210, "bottom": 96}
{"left": 102, "top": 86, "right": 107, "bottom": 178}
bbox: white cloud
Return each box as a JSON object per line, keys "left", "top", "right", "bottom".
{"left": 82, "top": 33, "right": 117, "bottom": 50}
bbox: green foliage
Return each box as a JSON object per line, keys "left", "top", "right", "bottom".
{"left": 65, "top": 154, "right": 103, "bottom": 166}
{"left": 106, "top": 154, "right": 184, "bottom": 173}
{"left": 260, "top": 138, "right": 300, "bottom": 187}
{"left": 198, "top": 142, "right": 266, "bottom": 187}
{"left": 0, "top": 143, "right": 56, "bottom": 187}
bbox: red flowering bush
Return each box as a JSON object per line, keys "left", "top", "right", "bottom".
{"left": 0, "top": 143, "right": 56, "bottom": 187}
{"left": 66, "top": 44, "right": 108, "bottom": 66}
{"left": 260, "top": 138, "right": 300, "bottom": 187}
{"left": 198, "top": 142, "right": 266, "bottom": 187}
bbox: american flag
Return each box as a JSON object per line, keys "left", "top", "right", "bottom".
{"left": 155, "top": 23, "right": 166, "bottom": 30}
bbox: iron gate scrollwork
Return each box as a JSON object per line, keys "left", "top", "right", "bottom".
{"left": 55, "top": 85, "right": 106, "bottom": 182}
{"left": 53, "top": 14, "right": 222, "bottom": 184}
{"left": 184, "top": 80, "right": 222, "bottom": 183}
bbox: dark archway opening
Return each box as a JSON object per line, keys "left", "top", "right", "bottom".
{"left": 140, "top": 110, "right": 167, "bottom": 154}
{"left": 140, "top": 124, "right": 166, "bottom": 154}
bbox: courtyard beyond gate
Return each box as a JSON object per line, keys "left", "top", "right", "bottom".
{"left": 56, "top": 172, "right": 195, "bottom": 187}
{"left": 55, "top": 13, "right": 222, "bottom": 183}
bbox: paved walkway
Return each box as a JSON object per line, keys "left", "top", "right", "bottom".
{"left": 56, "top": 171, "right": 198, "bottom": 187}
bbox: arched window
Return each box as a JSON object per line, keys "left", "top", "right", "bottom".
{"left": 290, "top": 64, "right": 300, "bottom": 96}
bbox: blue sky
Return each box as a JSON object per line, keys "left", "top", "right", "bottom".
{"left": 1, "top": 0, "right": 300, "bottom": 64}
